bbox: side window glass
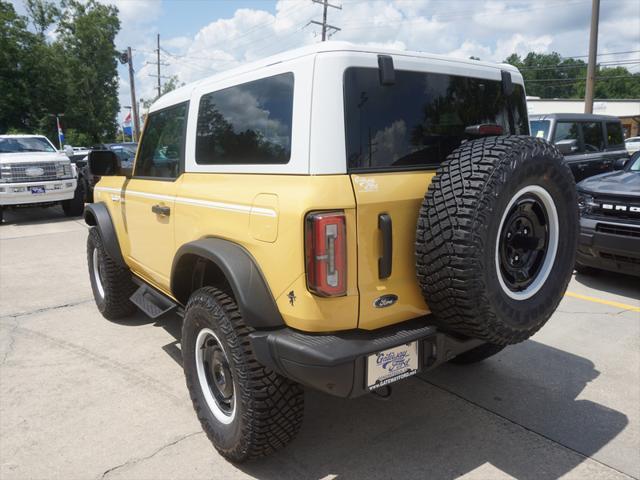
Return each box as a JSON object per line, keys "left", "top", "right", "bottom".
{"left": 606, "top": 122, "right": 624, "bottom": 148}
{"left": 582, "top": 122, "right": 605, "bottom": 152}
{"left": 196, "top": 73, "right": 294, "bottom": 165}
{"left": 553, "top": 122, "right": 582, "bottom": 155}
{"left": 135, "top": 102, "right": 188, "bottom": 178}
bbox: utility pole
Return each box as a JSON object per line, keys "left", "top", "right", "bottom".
{"left": 310, "top": 0, "right": 341, "bottom": 41}
{"left": 149, "top": 34, "right": 168, "bottom": 98}
{"left": 156, "top": 34, "right": 161, "bottom": 97}
{"left": 119, "top": 48, "right": 140, "bottom": 142}
{"left": 584, "top": 0, "right": 600, "bottom": 114}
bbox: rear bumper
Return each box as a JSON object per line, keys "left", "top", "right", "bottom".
{"left": 0, "top": 179, "right": 76, "bottom": 206}
{"left": 577, "top": 216, "right": 640, "bottom": 276}
{"left": 250, "top": 317, "right": 483, "bottom": 398}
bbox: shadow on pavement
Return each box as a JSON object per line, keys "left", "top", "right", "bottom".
{"left": 573, "top": 270, "right": 640, "bottom": 301}
{"left": 142, "top": 313, "right": 628, "bottom": 480}
{"left": 0, "top": 205, "right": 76, "bottom": 225}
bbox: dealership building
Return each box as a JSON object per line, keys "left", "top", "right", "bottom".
{"left": 527, "top": 98, "right": 640, "bottom": 138}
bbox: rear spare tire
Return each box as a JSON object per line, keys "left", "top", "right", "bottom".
{"left": 416, "top": 136, "right": 578, "bottom": 345}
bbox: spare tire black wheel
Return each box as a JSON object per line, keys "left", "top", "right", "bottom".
{"left": 416, "top": 136, "right": 578, "bottom": 345}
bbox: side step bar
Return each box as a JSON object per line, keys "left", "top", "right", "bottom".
{"left": 129, "top": 281, "right": 177, "bottom": 319}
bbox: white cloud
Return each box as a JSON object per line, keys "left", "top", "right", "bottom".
{"left": 111, "top": 0, "right": 640, "bottom": 125}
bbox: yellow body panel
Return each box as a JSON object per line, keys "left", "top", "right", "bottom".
{"left": 94, "top": 170, "right": 436, "bottom": 332}
{"left": 351, "top": 172, "right": 434, "bottom": 330}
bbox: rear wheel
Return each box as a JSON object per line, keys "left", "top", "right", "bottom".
{"left": 416, "top": 136, "right": 578, "bottom": 345}
{"left": 182, "top": 287, "right": 304, "bottom": 462}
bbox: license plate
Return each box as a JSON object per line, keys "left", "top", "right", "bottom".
{"left": 29, "top": 186, "right": 46, "bottom": 194}
{"left": 367, "top": 341, "right": 419, "bottom": 390}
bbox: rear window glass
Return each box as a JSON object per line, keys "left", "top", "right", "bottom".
{"left": 606, "top": 122, "right": 624, "bottom": 147}
{"left": 196, "top": 73, "right": 294, "bottom": 165}
{"left": 343, "top": 68, "right": 529, "bottom": 171}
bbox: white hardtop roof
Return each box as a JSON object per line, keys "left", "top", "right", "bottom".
{"left": 151, "top": 41, "right": 520, "bottom": 112}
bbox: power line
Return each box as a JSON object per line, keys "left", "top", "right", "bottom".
{"left": 518, "top": 60, "right": 640, "bottom": 71}
{"left": 525, "top": 75, "right": 637, "bottom": 83}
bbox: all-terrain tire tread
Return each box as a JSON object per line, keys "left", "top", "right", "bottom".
{"left": 183, "top": 287, "right": 304, "bottom": 462}
{"left": 87, "top": 227, "right": 137, "bottom": 319}
{"left": 416, "top": 135, "right": 575, "bottom": 345}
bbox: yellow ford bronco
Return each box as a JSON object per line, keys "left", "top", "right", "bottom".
{"left": 85, "top": 42, "right": 578, "bottom": 462}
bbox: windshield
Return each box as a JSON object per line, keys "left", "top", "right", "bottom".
{"left": 0, "top": 137, "right": 56, "bottom": 153}
{"left": 344, "top": 68, "right": 529, "bottom": 171}
{"left": 530, "top": 120, "right": 551, "bottom": 140}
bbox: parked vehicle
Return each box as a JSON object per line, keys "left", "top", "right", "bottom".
{"left": 625, "top": 136, "right": 640, "bottom": 155}
{"left": 84, "top": 42, "right": 578, "bottom": 461}
{"left": 576, "top": 150, "right": 640, "bottom": 276}
{"left": 530, "top": 113, "right": 629, "bottom": 182}
{"left": 0, "top": 135, "right": 82, "bottom": 222}
{"left": 79, "top": 143, "right": 136, "bottom": 202}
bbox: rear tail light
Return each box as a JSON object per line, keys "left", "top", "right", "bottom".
{"left": 305, "top": 211, "right": 346, "bottom": 297}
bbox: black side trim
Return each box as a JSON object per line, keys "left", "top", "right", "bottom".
{"left": 84, "top": 202, "right": 126, "bottom": 267}
{"left": 378, "top": 213, "right": 392, "bottom": 279}
{"left": 171, "top": 238, "right": 284, "bottom": 328}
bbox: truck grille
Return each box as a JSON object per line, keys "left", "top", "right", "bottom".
{"left": 591, "top": 195, "right": 640, "bottom": 221}
{"left": 3, "top": 162, "right": 65, "bottom": 183}
{"left": 596, "top": 223, "right": 640, "bottom": 238}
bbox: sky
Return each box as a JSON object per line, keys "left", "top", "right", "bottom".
{"left": 10, "top": 0, "right": 640, "bottom": 126}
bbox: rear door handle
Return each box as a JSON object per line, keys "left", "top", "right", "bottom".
{"left": 378, "top": 213, "right": 392, "bottom": 279}
{"left": 151, "top": 204, "right": 170, "bottom": 216}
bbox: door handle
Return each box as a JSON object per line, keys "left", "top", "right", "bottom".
{"left": 151, "top": 204, "right": 170, "bottom": 216}
{"left": 378, "top": 213, "right": 392, "bottom": 279}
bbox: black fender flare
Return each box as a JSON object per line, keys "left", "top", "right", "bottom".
{"left": 171, "top": 238, "right": 284, "bottom": 329}
{"left": 84, "top": 202, "right": 126, "bottom": 268}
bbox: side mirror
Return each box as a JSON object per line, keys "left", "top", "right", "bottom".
{"left": 556, "top": 139, "right": 579, "bottom": 155}
{"left": 63, "top": 145, "right": 74, "bottom": 157}
{"left": 613, "top": 158, "right": 627, "bottom": 170}
{"left": 88, "top": 150, "right": 121, "bottom": 176}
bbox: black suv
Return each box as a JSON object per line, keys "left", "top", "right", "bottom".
{"left": 576, "top": 151, "right": 640, "bottom": 276}
{"left": 530, "top": 113, "right": 629, "bottom": 182}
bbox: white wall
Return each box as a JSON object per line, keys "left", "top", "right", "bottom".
{"left": 527, "top": 99, "right": 640, "bottom": 117}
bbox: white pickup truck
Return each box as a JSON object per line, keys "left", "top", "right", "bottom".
{"left": 0, "top": 135, "right": 84, "bottom": 223}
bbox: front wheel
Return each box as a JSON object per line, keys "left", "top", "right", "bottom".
{"left": 87, "top": 227, "right": 137, "bottom": 319}
{"left": 182, "top": 287, "right": 304, "bottom": 462}
{"left": 62, "top": 180, "right": 85, "bottom": 217}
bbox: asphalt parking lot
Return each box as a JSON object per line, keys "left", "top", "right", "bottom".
{"left": 1, "top": 207, "right": 639, "bottom": 480}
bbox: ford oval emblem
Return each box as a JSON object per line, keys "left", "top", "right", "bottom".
{"left": 25, "top": 167, "right": 45, "bottom": 177}
{"left": 374, "top": 294, "right": 398, "bottom": 308}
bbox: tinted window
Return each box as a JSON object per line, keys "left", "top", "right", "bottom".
{"left": 582, "top": 122, "right": 605, "bottom": 152}
{"left": 530, "top": 120, "right": 550, "bottom": 140}
{"left": 196, "top": 73, "right": 294, "bottom": 165}
{"left": 344, "top": 68, "right": 528, "bottom": 171}
{"left": 135, "top": 103, "right": 188, "bottom": 179}
{"left": 553, "top": 121, "right": 581, "bottom": 155}
{"left": 606, "top": 122, "right": 624, "bottom": 147}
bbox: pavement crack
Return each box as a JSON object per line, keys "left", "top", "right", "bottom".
{"left": 416, "top": 376, "right": 638, "bottom": 480}
{"left": 98, "top": 431, "right": 203, "bottom": 479}
{"left": 0, "top": 316, "right": 19, "bottom": 366}
{"left": 0, "top": 298, "right": 94, "bottom": 321}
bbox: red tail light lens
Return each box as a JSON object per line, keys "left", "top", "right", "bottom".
{"left": 305, "top": 211, "right": 346, "bottom": 297}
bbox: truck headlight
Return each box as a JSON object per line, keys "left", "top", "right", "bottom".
{"left": 56, "top": 160, "right": 72, "bottom": 178}
{"left": 577, "top": 191, "right": 597, "bottom": 215}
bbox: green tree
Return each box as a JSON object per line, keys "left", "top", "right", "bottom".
{"left": 56, "top": 0, "right": 121, "bottom": 143}
{"left": 24, "top": 0, "right": 59, "bottom": 36}
{"left": 505, "top": 51, "right": 639, "bottom": 99}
